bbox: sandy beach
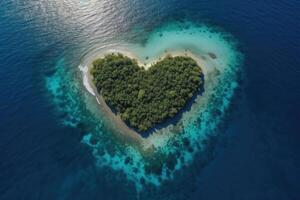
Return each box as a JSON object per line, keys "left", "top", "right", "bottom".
{"left": 82, "top": 64, "right": 146, "bottom": 148}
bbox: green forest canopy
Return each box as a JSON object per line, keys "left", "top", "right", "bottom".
{"left": 91, "top": 53, "right": 203, "bottom": 132}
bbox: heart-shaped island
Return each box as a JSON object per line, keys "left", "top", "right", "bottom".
{"left": 90, "top": 53, "right": 204, "bottom": 133}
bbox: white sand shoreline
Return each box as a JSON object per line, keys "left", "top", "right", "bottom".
{"left": 81, "top": 63, "right": 146, "bottom": 147}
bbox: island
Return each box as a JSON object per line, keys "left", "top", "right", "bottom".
{"left": 90, "top": 53, "right": 203, "bottom": 132}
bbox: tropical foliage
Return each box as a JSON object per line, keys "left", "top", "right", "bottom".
{"left": 91, "top": 53, "right": 203, "bottom": 132}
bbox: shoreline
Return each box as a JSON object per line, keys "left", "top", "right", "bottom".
{"left": 80, "top": 49, "right": 218, "bottom": 149}
{"left": 81, "top": 64, "right": 146, "bottom": 148}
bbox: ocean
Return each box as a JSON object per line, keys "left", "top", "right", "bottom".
{"left": 0, "top": 0, "right": 299, "bottom": 199}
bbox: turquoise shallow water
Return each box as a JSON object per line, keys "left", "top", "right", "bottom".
{"left": 45, "top": 21, "right": 242, "bottom": 190}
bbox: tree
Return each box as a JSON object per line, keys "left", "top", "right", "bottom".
{"left": 91, "top": 53, "right": 203, "bottom": 132}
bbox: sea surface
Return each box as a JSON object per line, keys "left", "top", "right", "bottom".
{"left": 0, "top": 0, "right": 300, "bottom": 199}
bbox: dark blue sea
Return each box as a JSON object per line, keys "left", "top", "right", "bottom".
{"left": 0, "top": 0, "right": 300, "bottom": 199}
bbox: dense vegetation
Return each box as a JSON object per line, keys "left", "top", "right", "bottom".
{"left": 91, "top": 53, "right": 203, "bottom": 132}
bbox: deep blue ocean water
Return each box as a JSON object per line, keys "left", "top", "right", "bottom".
{"left": 0, "top": 0, "right": 300, "bottom": 199}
